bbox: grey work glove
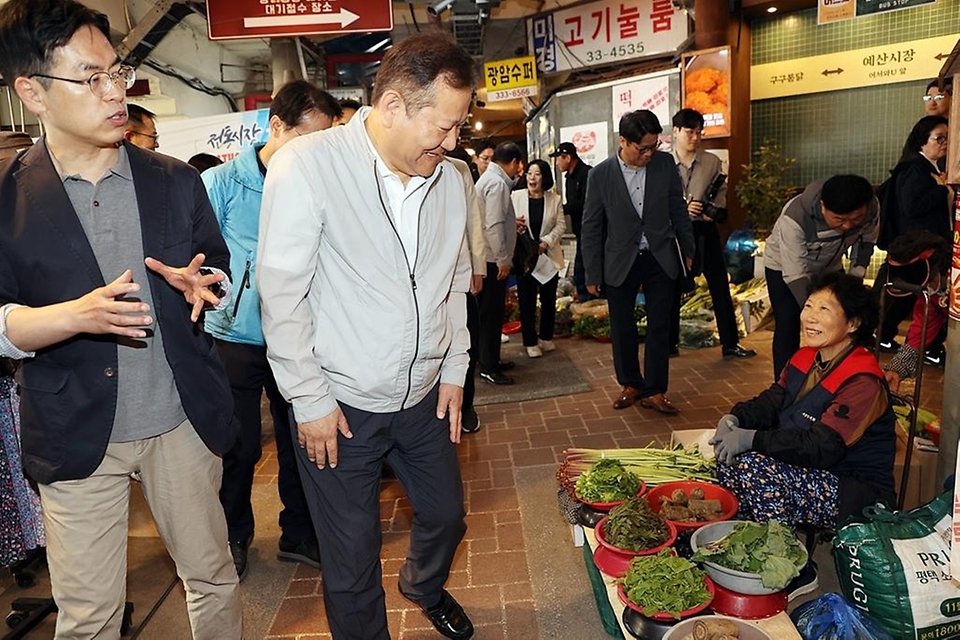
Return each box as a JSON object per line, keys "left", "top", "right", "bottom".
{"left": 710, "top": 425, "right": 754, "bottom": 466}
{"left": 713, "top": 414, "right": 740, "bottom": 440}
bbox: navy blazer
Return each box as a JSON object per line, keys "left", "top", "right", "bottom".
{"left": 0, "top": 141, "right": 236, "bottom": 484}
{"left": 581, "top": 150, "right": 694, "bottom": 287}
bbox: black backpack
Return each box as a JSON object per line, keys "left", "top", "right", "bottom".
{"left": 875, "top": 168, "right": 900, "bottom": 251}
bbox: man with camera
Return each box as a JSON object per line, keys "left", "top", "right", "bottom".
{"left": 669, "top": 109, "right": 756, "bottom": 361}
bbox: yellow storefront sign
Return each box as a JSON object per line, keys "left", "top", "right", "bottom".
{"left": 751, "top": 34, "right": 957, "bottom": 100}
{"left": 483, "top": 56, "right": 538, "bottom": 102}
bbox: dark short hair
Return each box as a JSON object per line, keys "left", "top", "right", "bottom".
{"left": 0, "top": 0, "right": 111, "bottom": 87}
{"left": 187, "top": 153, "right": 222, "bottom": 174}
{"left": 370, "top": 32, "right": 474, "bottom": 113}
{"left": 526, "top": 159, "right": 554, "bottom": 191}
{"left": 270, "top": 80, "right": 341, "bottom": 127}
{"left": 473, "top": 139, "right": 495, "bottom": 155}
{"left": 926, "top": 79, "right": 953, "bottom": 94}
{"left": 618, "top": 110, "right": 663, "bottom": 144}
{"left": 672, "top": 108, "right": 705, "bottom": 130}
{"left": 338, "top": 98, "right": 362, "bottom": 112}
{"left": 808, "top": 271, "right": 878, "bottom": 348}
{"left": 821, "top": 175, "right": 873, "bottom": 215}
{"left": 492, "top": 141, "right": 522, "bottom": 165}
{"left": 887, "top": 230, "right": 950, "bottom": 276}
{"left": 901, "top": 115, "right": 949, "bottom": 162}
{"left": 126, "top": 104, "right": 157, "bottom": 131}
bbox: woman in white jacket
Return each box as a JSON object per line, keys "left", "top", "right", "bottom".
{"left": 511, "top": 159, "right": 566, "bottom": 358}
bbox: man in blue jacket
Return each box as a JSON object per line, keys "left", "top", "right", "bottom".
{"left": 203, "top": 80, "right": 341, "bottom": 581}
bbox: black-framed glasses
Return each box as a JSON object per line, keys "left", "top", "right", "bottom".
{"left": 922, "top": 94, "right": 947, "bottom": 102}
{"left": 930, "top": 134, "right": 948, "bottom": 144}
{"left": 30, "top": 65, "right": 136, "bottom": 98}
{"left": 132, "top": 130, "right": 159, "bottom": 142}
{"left": 634, "top": 139, "right": 662, "bottom": 156}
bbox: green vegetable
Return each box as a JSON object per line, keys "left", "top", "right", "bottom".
{"left": 691, "top": 521, "right": 807, "bottom": 590}
{"left": 605, "top": 497, "right": 670, "bottom": 552}
{"left": 574, "top": 459, "right": 641, "bottom": 502}
{"left": 619, "top": 550, "right": 711, "bottom": 619}
{"left": 559, "top": 445, "right": 716, "bottom": 494}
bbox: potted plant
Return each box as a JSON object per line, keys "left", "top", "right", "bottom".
{"left": 573, "top": 314, "right": 601, "bottom": 339}
{"left": 594, "top": 318, "right": 612, "bottom": 343}
{"left": 735, "top": 138, "right": 796, "bottom": 238}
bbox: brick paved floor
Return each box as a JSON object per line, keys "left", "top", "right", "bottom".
{"left": 258, "top": 329, "right": 945, "bottom": 639}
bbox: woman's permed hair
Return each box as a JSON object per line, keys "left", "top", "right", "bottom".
{"left": 808, "top": 271, "right": 878, "bottom": 347}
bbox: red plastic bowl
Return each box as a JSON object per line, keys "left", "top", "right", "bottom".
{"left": 617, "top": 575, "right": 716, "bottom": 621}
{"left": 501, "top": 321, "right": 522, "bottom": 335}
{"left": 709, "top": 583, "right": 787, "bottom": 620}
{"left": 575, "top": 482, "right": 647, "bottom": 512}
{"left": 595, "top": 515, "right": 678, "bottom": 557}
{"left": 645, "top": 481, "right": 739, "bottom": 532}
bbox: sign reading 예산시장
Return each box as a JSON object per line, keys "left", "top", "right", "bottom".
{"left": 527, "top": 0, "right": 687, "bottom": 75}
{"left": 750, "top": 34, "right": 957, "bottom": 100}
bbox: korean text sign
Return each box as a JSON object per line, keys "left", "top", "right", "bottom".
{"left": 483, "top": 56, "right": 539, "bottom": 102}
{"left": 527, "top": 0, "right": 687, "bottom": 74}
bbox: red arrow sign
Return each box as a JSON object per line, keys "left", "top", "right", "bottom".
{"left": 208, "top": 0, "right": 393, "bottom": 41}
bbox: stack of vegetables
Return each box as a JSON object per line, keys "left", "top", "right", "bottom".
{"left": 691, "top": 520, "right": 806, "bottom": 590}
{"left": 559, "top": 445, "right": 715, "bottom": 497}
{"left": 604, "top": 498, "right": 670, "bottom": 552}
{"left": 573, "top": 459, "right": 642, "bottom": 504}
{"left": 619, "top": 550, "right": 713, "bottom": 619}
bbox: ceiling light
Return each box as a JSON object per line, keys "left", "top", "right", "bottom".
{"left": 474, "top": 121, "right": 483, "bottom": 131}
{"left": 767, "top": 6, "right": 777, "bottom": 12}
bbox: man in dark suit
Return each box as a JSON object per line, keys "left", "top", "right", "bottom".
{"left": 581, "top": 110, "right": 695, "bottom": 415}
{"left": 0, "top": 0, "right": 242, "bottom": 636}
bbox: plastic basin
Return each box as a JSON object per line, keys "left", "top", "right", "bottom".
{"left": 575, "top": 482, "right": 647, "bottom": 512}
{"left": 661, "top": 614, "right": 775, "bottom": 639}
{"left": 645, "top": 480, "right": 739, "bottom": 532}
{"left": 616, "top": 574, "right": 715, "bottom": 622}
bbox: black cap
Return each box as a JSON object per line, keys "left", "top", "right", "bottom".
{"left": 548, "top": 142, "right": 579, "bottom": 158}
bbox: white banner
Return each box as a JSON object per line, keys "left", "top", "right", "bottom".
{"left": 156, "top": 109, "right": 271, "bottom": 164}
{"left": 528, "top": 0, "right": 688, "bottom": 74}
{"left": 611, "top": 74, "right": 672, "bottom": 131}
{"left": 559, "top": 122, "right": 610, "bottom": 168}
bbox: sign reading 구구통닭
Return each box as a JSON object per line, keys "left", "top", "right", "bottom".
{"left": 206, "top": 0, "right": 393, "bottom": 41}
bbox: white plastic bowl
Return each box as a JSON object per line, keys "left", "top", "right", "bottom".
{"left": 661, "top": 615, "right": 775, "bottom": 640}
{"left": 689, "top": 520, "right": 807, "bottom": 595}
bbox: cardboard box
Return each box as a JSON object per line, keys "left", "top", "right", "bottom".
{"left": 670, "top": 428, "right": 716, "bottom": 459}
{"left": 894, "top": 435, "right": 939, "bottom": 512}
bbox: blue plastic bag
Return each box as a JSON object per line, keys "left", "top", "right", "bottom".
{"left": 791, "top": 593, "right": 893, "bottom": 640}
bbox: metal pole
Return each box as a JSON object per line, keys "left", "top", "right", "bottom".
{"left": 896, "top": 288, "right": 931, "bottom": 511}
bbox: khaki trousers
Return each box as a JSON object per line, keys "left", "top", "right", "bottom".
{"left": 38, "top": 421, "right": 242, "bottom": 639}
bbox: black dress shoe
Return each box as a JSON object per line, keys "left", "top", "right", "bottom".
{"left": 277, "top": 537, "right": 321, "bottom": 569}
{"left": 497, "top": 360, "right": 515, "bottom": 371}
{"left": 480, "top": 371, "right": 514, "bottom": 385}
{"left": 419, "top": 590, "right": 474, "bottom": 639}
{"left": 229, "top": 535, "right": 253, "bottom": 582}
{"left": 722, "top": 345, "right": 757, "bottom": 360}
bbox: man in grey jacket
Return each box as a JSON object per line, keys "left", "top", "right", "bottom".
{"left": 258, "top": 33, "right": 476, "bottom": 640}
{"left": 764, "top": 174, "right": 878, "bottom": 379}
{"left": 475, "top": 141, "right": 522, "bottom": 385}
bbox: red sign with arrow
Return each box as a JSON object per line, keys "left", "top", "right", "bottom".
{"left": 207, "top": 0, "right": 393, "bottom": 41}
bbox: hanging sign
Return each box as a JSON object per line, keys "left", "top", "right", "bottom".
{"left": 483, "top": 56, "right": 539, "bottom": 103}
{"left": 527, "top": 0, "right": 687, "bottom": 75}
{"left": 682, "top": 47, "right": 731, "bottom": 139}
{"left": 751, "top": 34, "right": 957, "bottom": 100}
{"left": 155, "top": 109, "right": 270, "bottom": 164}
{"left": 818, "top": 0, "right": 937, "bottom": 25}
{"left": 207, "top": 0, "right": 393, "bottom": 40}
{"left": 559, "top": 122, "right": 609, "bottom": 168}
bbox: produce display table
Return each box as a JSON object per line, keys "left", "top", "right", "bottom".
{"left": 581, "top": 526, "right": 802, "bottom": 640}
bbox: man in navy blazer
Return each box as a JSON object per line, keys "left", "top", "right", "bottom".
{"left": 0, "top": 0, "right": 242, "bottom": 636}
{"left": 581, "top": 110, "right": 695, "bottom": 415}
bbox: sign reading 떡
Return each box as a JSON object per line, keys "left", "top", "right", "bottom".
{"left": 527, "top": 0, "right": 687, "bottom": 75}
{"left": 483, "top": 56, "right": 539, "bottom": 103}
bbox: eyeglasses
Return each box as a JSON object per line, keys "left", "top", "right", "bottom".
{"left": 133, "top": 130, "right": 159, "bottom": 141}
{"left": 922, "top": 94, "right": 947, "bottom": 102}
{"left": 633, "top": 139, "right": 662, "bottom": 156}
{"left": 930, "top": 134, "right": 948, "bottom": 144}
{"left": 30, "top": 65, "right": 136, "bottom": 98}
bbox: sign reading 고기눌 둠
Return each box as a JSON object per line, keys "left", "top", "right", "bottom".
{"left": 527, "top": 0, "right": 688, "bottom": 75}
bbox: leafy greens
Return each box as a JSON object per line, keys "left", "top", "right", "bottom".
{"left": 619, "top": 550, "right": 711, "bottom": 619}
{"left": 691, "top": 520, "right": 807, "bottom": 590}
{"left": 574, "top": 458, "right": 641, "bottom": 502}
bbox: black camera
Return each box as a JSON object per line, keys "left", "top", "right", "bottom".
{"left": 695, "top": 172, "right": 727, "bottom": 224}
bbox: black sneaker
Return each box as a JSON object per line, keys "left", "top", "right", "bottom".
{"left": 924, "top": 345, "right": 945, "bottom": 368}
{"left": 277, "top": 538, "right": 321, "bottom": 569}
{"left": 461, "top": 409, "right": 481, "bottom": 434}
{"left": 229, "top": 534, "right": 253, "bottom": 582}
{"left": 879, "top": 339, "right": 900, "bottom": 354}
{"left": 786, "top": 560, "right": 818, "bottom": 601}
{"left": 480, "top": 371, "right": 514, "bottom": 385}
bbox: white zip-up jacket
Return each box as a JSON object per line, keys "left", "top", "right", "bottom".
{"left": 257, "top": 109, "right": 472, "bottom": 422}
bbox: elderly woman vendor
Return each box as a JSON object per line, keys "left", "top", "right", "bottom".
{"left": 710, "top": 272, "right": 896, "bottom": 530}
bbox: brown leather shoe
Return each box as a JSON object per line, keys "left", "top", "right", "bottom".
{"left": 613, "top": 386, "right": 641, "bottom": 410}
{"left": 639, "top": 393, "right": 680, "bottom": 415}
